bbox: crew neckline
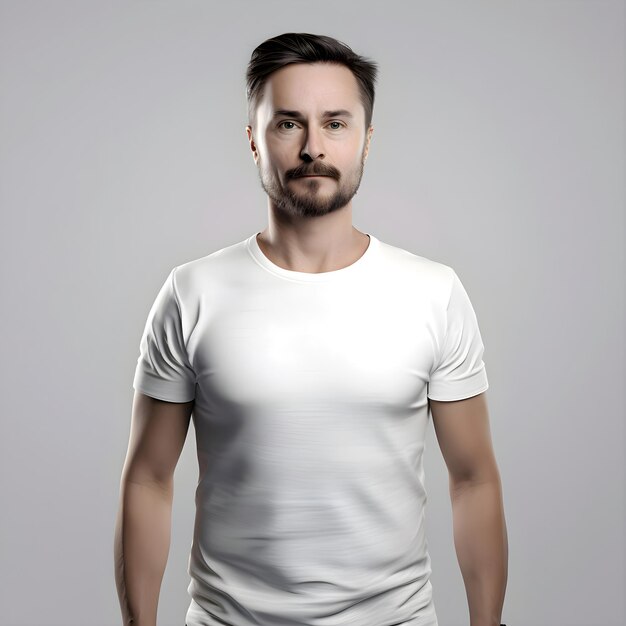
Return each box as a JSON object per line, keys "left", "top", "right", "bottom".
{"left": 246, "top": 231, "right": 379, "bottom": 283}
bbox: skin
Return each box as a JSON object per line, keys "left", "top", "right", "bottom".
{"left": 245, "top": 61, "right": 374, "bottom": 273}
{"left": 430, "top": 393, "right": 508, "bottom": 626}
{"left": 115, "top": 60, "right": 507, "bottom": 626}
{"left": 115, "top": 393, "right": 194, "bottom": 626}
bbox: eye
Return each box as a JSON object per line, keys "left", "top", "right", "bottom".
{"left": 328, "top": 121, "right": 344, "bottom": 130}
{"left": 278, "top": 121, "right": 297, "bottom": 130}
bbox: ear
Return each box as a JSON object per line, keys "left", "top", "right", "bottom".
{"left": 364, "top": 125, "right": 374, "bottom": 160}
{"left": 246, "top": 125, "right": 259, "bottom": 164}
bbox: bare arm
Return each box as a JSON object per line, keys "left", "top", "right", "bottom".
{"left": 114, "top": 391, "right": 194, "bottom": 626}
{"left": 430, "top": 392, "right": 508, "bottom": 626}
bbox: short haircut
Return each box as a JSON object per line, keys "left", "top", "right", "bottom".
{"left": 246, "top": 32, "right": 379, "bottom": 131}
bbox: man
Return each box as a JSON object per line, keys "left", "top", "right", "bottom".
{"left": 114, "top": 32, "right": 508, "bottom": 626}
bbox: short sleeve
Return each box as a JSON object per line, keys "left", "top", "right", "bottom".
{"left": 132, "top": 267, "right": 196, "bottom": 403}
{"left": 427, "top": 270, "right": 489, "bottom": 401}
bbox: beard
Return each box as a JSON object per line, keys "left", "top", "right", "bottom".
{"left": 256, "top": 149, "right": 367, "bottom": 219}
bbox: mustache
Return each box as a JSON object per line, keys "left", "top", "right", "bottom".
{"left": 287, "top": 164, "right": 340, "bottom": 180}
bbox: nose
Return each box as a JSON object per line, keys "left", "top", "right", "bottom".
{"left": 300, "top": 127, "right": 325, "bottom": 161}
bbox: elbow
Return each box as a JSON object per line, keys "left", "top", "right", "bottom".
{"left": 449, "top": 462, "right": 502, "bottom": 494}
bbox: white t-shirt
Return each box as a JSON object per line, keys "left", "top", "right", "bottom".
{"left": 133, "top": 231, "right": 489, "bottom": 626}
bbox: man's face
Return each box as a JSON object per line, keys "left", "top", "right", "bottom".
{"left": 247, "top": 62, "right": 373, "bottom": 219}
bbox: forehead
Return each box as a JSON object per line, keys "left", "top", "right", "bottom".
{"left": 258, "top": 62, "right": 363, "bottom": 119}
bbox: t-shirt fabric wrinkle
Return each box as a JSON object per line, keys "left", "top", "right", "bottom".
{"left": 132, "top": 231, "right": 489, "bottom": 626}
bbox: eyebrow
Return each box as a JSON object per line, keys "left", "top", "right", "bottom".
{"left": 271, "top": 109, "right": 354, "bottom": 120}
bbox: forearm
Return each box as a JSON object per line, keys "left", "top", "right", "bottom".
{"left": 114, "top": 477, "right": 174, "bottom": 626}
{"left": 450, "top": 476, "right": 508, "bottom": 626}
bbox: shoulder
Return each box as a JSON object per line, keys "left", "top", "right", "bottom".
{"left": 375, "top": 237, "right": 456, "bottom": 298}
{"left": 171, "top": 236, "right": 252, "bottom": 300}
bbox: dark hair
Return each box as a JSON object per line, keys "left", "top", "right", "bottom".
{"left": 246, "top": 32, "right": 378, "bottom": 131}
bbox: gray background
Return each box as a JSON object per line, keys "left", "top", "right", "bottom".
{"left": 0, "top": 1, "right": 623, "bottom": 625}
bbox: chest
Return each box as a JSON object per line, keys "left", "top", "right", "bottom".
{"left": 189, "top": 283, "right": 438, "bottom": 412}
